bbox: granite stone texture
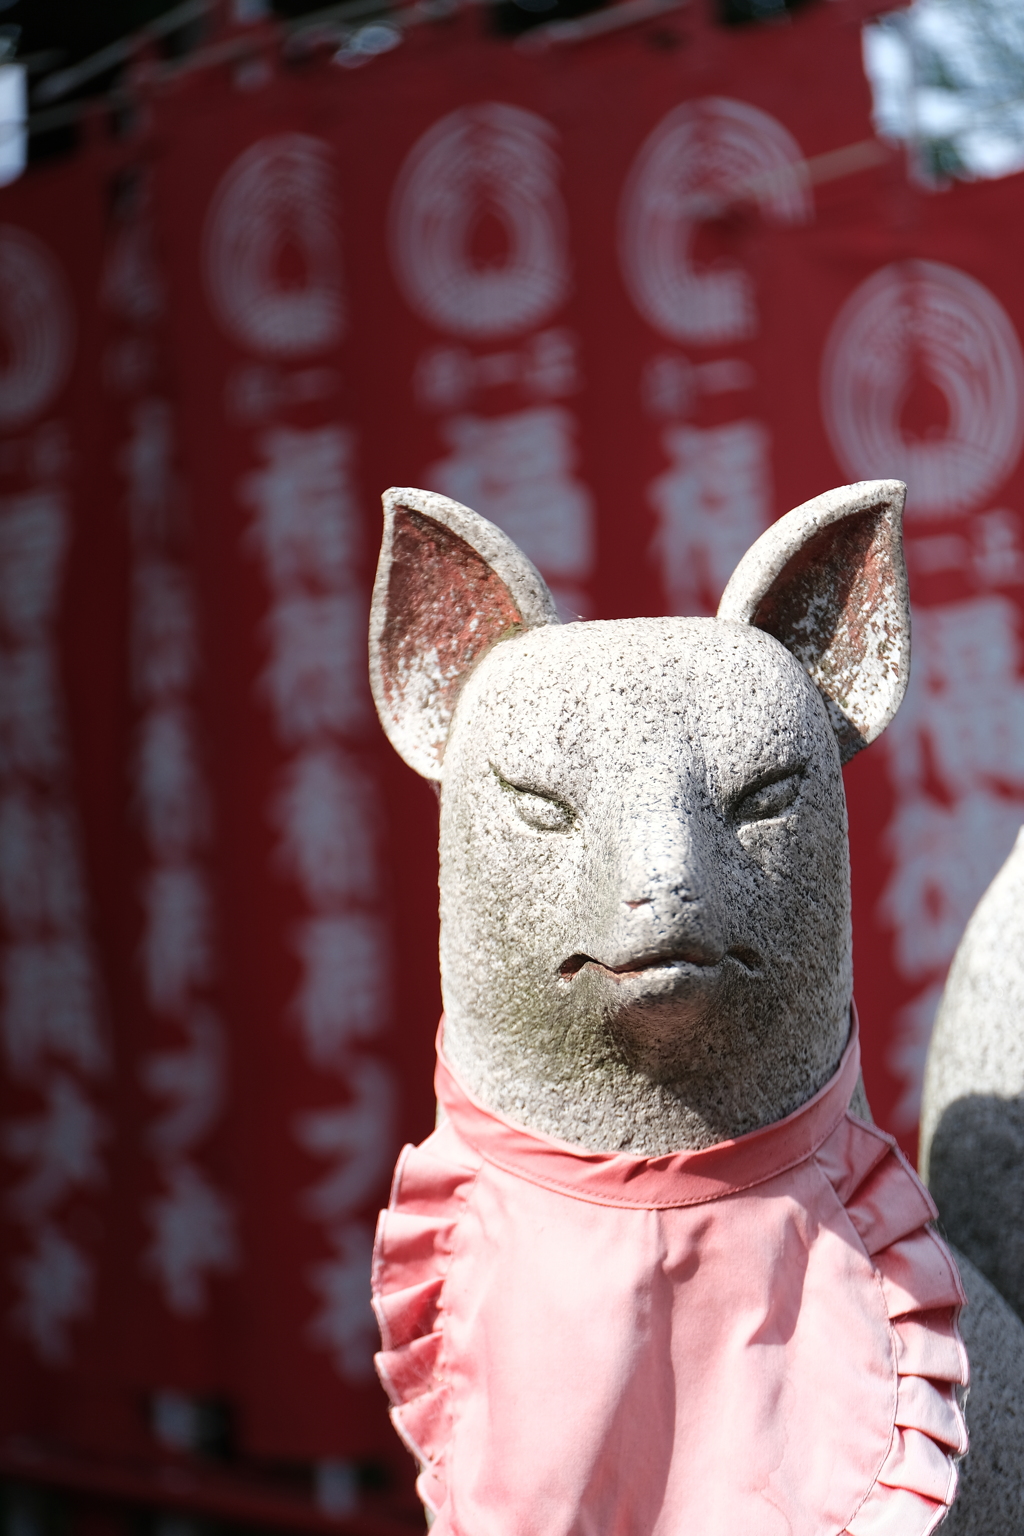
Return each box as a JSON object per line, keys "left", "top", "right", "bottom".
{"left": 922, "top": 828, "right": 1024, "bottom": 1326}
{"left": 944, "top": 1247, "right": 1024, "bottom": 1535}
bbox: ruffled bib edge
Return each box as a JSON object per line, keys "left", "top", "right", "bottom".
{"left": 373, "top": 1093, "right": 969, "bottom": 1534}
{"left": 371, "top": 1123, "right": 481, "bottom": 1516}
{"left": 815, "top": 1111, "right": 968, "bottom": 1536}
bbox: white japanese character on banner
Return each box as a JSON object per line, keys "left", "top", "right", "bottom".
{"left": 271, "top": 745, "right": 379, "bottom": 906}
{"left": 259, "top": 590, "right": 370, "bottom": 742}
{"left": 886, "top": 983, "right": 945, "bottom": 1133}
{"left": 880, "top": 594, "right": 1024, "bottom": 1120}
{"left": 11, "top": 1222, "right": 92, "bottom": 1365}
{"left": 880, "top": 789, "right": 1024, "bottom": 981}
{"left": 134, "top": 703, "right": 209, "bottom": 859}
{"left": 305, "top": 1219, "right": 377, "bottom": 1382}
{"left": 290, "top": 913, "right": 390, "bottom": 1065}
{"left": 242, "top": 425, "right": 361, "bottom": 591}
{"left": 972, "top": 508, "right": 1024, "bottom": 584}
{"left": 4, "top": 1071, "right": 108, "bottom": 1219}
{"left": 428, "top": 407, "right": 594, "bottom": 612}
{"left": 144, "top": 1159, "right": 238, "bottom": 1316}
{"left": 649, "top": 420, "right": 771, "bottom": 617}
{"left": 294, "top": 1056, "right": 396, "bottom": 1219}
{"left": 886, "top": 596, "right": 1024, "bottom": 797}
{"left": 131, "top": 560, "right": 198, "bottom": 702}
{"left": 141, "top": 864, "right": 213, "bottom": 1015}
{"left": 120, "top": 398, "right": 176, "bottom": 547}
{"left": 0, "top": 490, "right": 68, "bottom": 641}
{"left": 0, "top": 645, "right": 66, "bottom": 776}
{"left": 141, "top": 1005, "right": 226, "bottom": 1161}
{"left": 0, "top": 791, "right": 85, "bottom": 936}
{"left": 103, "top": 206, "right": 164, "bottom": 325}
{"left": 236, "top": 383, "right": 398, "bottom": 1364}
{"left": 2, "top": 937, "right": 106, "bottom": 1082}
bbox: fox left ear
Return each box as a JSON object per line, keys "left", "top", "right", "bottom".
{"left": 369, "top": 486, "right": 559, "bottom": 781}
{"left": 717, "top": 480, "right": 909, "bottom": 764}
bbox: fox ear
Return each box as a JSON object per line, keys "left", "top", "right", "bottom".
{"left": 717, "top": 480, "right": 909, "bottom": 764}
{"left": 369, "top": 487, "right": 559, "bottom": 780}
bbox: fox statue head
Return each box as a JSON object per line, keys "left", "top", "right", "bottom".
{"left": 370, "top": 480, "right": 908, "bottom": 1154}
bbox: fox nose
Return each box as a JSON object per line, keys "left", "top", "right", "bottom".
{"left": 588, "top": 807, "right": 729, "bottom": 968}
{"left": 620, "top": 811, "right": 716, "bottom": 906}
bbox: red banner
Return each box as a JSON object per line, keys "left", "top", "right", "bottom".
{"left": 96, "top": 145, "right": 246, "bottom": 1437}
{"left": 778, "top": 176, "right": 1024, "bottom": 1137}
{"left": 150, "top": 59, "right": 438, "bottom": 1469}
{"left": 0, "top": 143, "right": 132, "bottom": 1452}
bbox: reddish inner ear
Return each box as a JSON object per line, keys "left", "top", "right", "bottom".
{"left": 379, "top": 507, "right": 525, "bottom": 757}
{"left": 750, "top": 505, "right": 883, "bottom": 657}
{"left": 748, "top": 503, "right": 889, "bottom": 756}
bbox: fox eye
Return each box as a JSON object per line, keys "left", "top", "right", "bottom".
{"left": 495, "top": 773, "right": 575, "bottom": 833}
{"left": 733, "top": 770, "right": 803, "bottom": 824}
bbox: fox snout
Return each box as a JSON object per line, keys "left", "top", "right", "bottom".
{"left": 570, "top": 809, "right": 732, "bottom": 977}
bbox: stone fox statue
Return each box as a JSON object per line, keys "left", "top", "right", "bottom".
{"left": 367, "top": 480, "right": 985, "bottom": 1535}
{"left": 919, "top": 832, "right": 1024, "bottom": 1535}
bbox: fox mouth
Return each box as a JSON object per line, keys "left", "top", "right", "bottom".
{"left": 559, "top": 948, "right": 760, "bottom": 979}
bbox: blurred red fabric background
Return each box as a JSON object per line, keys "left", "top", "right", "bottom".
{"left": 3, "top": 0, "right": 1024, "bottom": 1523}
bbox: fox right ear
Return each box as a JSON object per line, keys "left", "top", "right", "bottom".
{"left": 717, "top": 479, "right": 909, "bottom": 764}
{"left": 369, "top": 487, "right": 559, "bottom": 781}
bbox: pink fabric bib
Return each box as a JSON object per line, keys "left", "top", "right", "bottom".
{"left": 372, "top": 1019, "right": 968, "bottom": 1536}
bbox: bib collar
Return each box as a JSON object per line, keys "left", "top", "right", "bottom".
{"left": 434, "top": 1009, "right": 861, "bottom": 1209}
